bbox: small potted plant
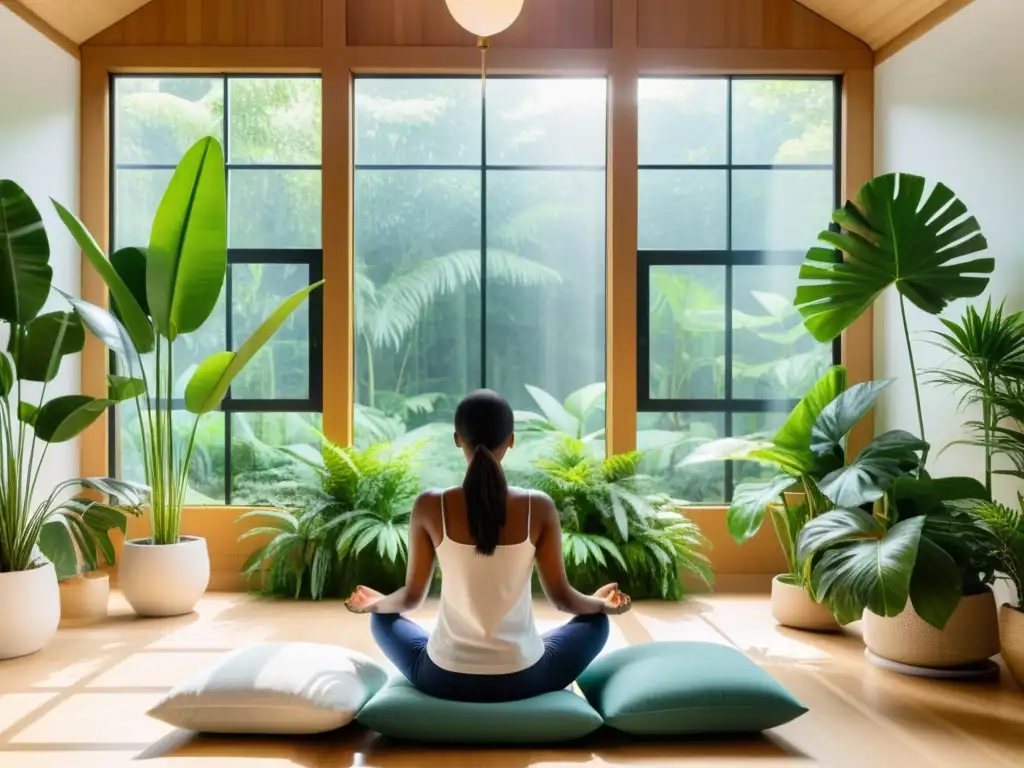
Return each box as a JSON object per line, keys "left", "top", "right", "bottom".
{"left": 0, "top": 181, "right": 144, "bottom": 658}
{"left": 684, "top": 365, "right": 924, "bottom": 631}
{"left": 56, "top": 137, "right": 324, "bottom": 617}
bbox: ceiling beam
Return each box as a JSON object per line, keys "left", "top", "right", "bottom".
{"left": 0, "top": 0, "right": 79, "bottom": 58}
{"left": 875, "top": 0, "right": 975, "bottom": 64}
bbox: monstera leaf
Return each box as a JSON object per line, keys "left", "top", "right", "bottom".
{"left": 795, "top": 173, "right": 993, "bottom": 343}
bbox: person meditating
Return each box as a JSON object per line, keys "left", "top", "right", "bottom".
{"left": 344, "top": 388, "right": 631, "bottom": 703}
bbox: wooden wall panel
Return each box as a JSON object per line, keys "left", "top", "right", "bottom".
{"left": 346, "top": 0, "right": 613, "bottom": 48}
{"left": 638, "top": 0, "right": 867, "bottom": 50}
{"left": 87, "top": 0, "right": 322, "bottom": 46}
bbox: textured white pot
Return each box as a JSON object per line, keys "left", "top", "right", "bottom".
{"left": 864, "top": 589, "right": 1000, "bottom": 668}
{"left": 771, "top": 575, "right": 839, "bottom": 632}
{"left": 0, "top": 562, "right": 61, "bottom": 660}
{"left": 119, "top": 536, "right": 210, "bottom": 618}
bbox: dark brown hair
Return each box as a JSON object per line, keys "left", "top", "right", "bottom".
{"left": 454, "top": 389, "right": 514, "bottom": 556}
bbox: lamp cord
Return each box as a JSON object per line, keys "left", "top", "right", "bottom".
{"left": 477, "top": 36, "right": 490, "bottom": 100}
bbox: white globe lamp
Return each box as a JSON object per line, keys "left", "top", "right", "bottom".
{"left": 445, "top": 0, "right": 525, "bottom": 38}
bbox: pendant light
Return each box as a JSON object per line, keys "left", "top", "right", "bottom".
{"left": 444, "top": 0, "right": 525, "bottom": 95}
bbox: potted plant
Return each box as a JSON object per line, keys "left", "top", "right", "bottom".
{"left": 684, "top": 366, "right": 925, "bottom": 630}
{"left": 239, "top": 439, "right": 422, "bottom": 600}
{"left": 0, "top": 181, "right": 144, "bottom": 657}
{"left": 530, "top": 436, "right": 712, "bottom": 600}
{"left": 55, "top": 137, "right": 324, "bottom": 617}
{"left": 792, "top": 172, "right": 998, "bottom": 670}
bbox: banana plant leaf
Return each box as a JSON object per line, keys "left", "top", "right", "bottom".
{"left": 184, "top": 280, "right": 325, "bottom": 414}
{"left": 795, "top": 173, "right": 993, "bottom": 343}
{"left": 0, "top": 180, "right": 52, "bottom": 324}
{"left": 147, "top": 137, "right": 227, "bottom": 341}
{"left": 13, "top": 311, "right": 85, "bottom": 382}
{"left": 33, "top": 374, "right": 145, "bottom": 443}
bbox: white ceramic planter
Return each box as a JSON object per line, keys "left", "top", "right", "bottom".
{"left": 118, "top": 536, "right": 210, "bottom": 618}
{"left": 771, "top": 575, "right": 839, "bottom": 632}
{"left": 59, "top": 572, "right": 111, "bottom": 624}
{"left": 0, "top": 562, "right": 60, "bottom": 660}
{"left": 864, "top": 589, "right": 1000, "bottom": 668}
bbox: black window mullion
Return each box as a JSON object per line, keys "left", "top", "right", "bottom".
{"left": 480, "top": 83, "right": 488, "bottom": 391}
{"left": 724, "top": 77, "right": 735, "bottom": 500}
{"left": 222, "top": 76, "right": 233, "bottom": 503}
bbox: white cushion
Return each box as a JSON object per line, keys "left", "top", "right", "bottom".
{"left": 147, "top": 642, "right": 389, "bottom": 735}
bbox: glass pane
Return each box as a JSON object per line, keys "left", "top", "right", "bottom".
{"left": 638, "top": 78, "right": 728, "bottom": 166}
{"left": 114, "top": 77, "right": 222, "bottom": 165}
{"left": 228, "top": 169, "right": 322, "bottom": 249}
{"left": 731, "top": 169, "right": 834, "bottom": 251}
{"left": 354, "top": 78, "right": 481, "bottom": 167}
{"left": 354, "top": 168, "right": 481, "bottom": 490}
{"left": 637, "top": 412, "right": 725, "bottom": 504}
{"left": 732, "top": 79, "right": 835, "bottom": 165}
{"left": 119, "top": 408, "right": 226, "bottom": 505}
{"left": 230, "top": 263, "right": 311, "bottom": 400}
{"left": 486, "top": 170, "right": 606, "bottom": 435}
{"left": 732, "top": 411, "right": 790, "bottom": 489}
{"left": 732, "top": 265, "right": 833, "bottom": 400}
{"left": 231, "top": 412, "right": 323, "bottom": 505}
{"left": 486, "top": 78, "right": 607, "bottom": 166}
{"left": 648, "top": 265, "right": 726, "bottom": 400}
{"left": 228, "top": 78, "right": 322, "bottom": 165}
{"left": 113, "top": 169, "right": 172, "bottom": 250}
{"left": 638, "top": 170, "right": 727, "bottom": 251}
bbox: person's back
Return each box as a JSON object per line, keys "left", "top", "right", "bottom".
{"left": 427, "top": 487, "right": 543, "bottom": 674}
{"left": 344, "top": 389, "right": 631, "bottom": 703}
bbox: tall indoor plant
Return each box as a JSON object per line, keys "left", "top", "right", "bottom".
{"left": 56, "top": 137, "right": 324, "bottom": 617}
{"left": 793, "top": 173, "right": 999, "bottom": 670}
{"left": 0, "top": 180, "right": 144, "bottom": 657}
{"left": 684, "top": 366, "right": 925, "bottom": 630}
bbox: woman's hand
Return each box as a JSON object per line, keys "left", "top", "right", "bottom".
{"left": 344, "top": 585, "right": 385, "bottom": 614}
{"left": 594, "top": 583, "right": 632, "bottom": 615}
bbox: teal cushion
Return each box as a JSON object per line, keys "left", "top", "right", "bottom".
{"left": 577, "top": 641, "right": 806, "bottom": 735}
{"left": 356, "top": 677, "right": 603, "bottom": 744}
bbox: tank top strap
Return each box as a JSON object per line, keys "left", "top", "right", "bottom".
{"left": 440, "top": 490, "right": 448, "bottom": 540}
{"left": 524, "top": 491, "right": 532, "bottom": 544}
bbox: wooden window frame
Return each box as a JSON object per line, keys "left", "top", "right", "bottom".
{"left": 77, "top": 0, "right": 873, "bottom": 591}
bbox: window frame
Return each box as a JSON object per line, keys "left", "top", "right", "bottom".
{"left": 107, "top": 73, "right": 325, "bottom": 503}
{"left": 635, "top": 74, "right": 843, "bottom": 500}
{"left": 351, "top": 73, "right": 609, "bottom": 399}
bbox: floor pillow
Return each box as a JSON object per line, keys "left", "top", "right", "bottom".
{"left": 576, "top": 641, "right": 807, "bottom": 735}
{"left": 147, "top": 642, "right": 389, "bottom": 734}
{"left": 356, "top": 677, "right": 604, "bottom": 744}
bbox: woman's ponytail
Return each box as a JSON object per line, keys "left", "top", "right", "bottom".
{"left": 463, "top": 444, "right": 508, "bottom": 556}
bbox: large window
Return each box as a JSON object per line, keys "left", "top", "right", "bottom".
{"left": 353, "top": 77, "right": 608, "bottom": 488}
{"left": 636, "top": 77, "right": 841, "bottom": 503}
{"left": 110, "top": 76, "right": 324, "bottom": 505}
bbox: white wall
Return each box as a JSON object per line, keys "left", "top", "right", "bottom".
{"left": 875, "top": 0, "right": 1024, "bottom": 602}
{"left": 0, "top": 5, "right": 81, "bottom": 497}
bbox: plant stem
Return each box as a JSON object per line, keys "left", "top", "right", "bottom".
{"left": 898, "top": 293, "right": 928, "bottom": 474}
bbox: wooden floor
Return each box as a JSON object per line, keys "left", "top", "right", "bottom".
{"left": 1, "top": 593, "right": 1023, "bottom": 767}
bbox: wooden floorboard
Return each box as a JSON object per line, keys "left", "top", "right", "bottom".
{"left": 1, "top": 592, "right": 1022, "bottom": 766}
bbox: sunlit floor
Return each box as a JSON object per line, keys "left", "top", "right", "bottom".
{"left": 2, "top": 592, "right": 1024, "bottom": 767}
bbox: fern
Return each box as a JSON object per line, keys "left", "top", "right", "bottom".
{"left": 973, "top": 497, "right": 1024, "bottom": 609}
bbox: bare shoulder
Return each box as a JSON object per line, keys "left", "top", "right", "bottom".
{"left": 515, "top": 489, "right": 558, "bottom": 523}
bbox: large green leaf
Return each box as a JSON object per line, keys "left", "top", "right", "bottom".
{"left": 62, "top": 295, "right": 137, "bottom": 372}
{"left": 797, "top": 507, "right": 880, "bottom": 563}
{"left": 525, "top": 384, "right": 580, "bottom": 437}
{"left": 810, "top": 379, "right": 891, "bottom": 457}
{"left": 34, "top": 395, "right": 110, "bottom": 443}
{"left": 908, "top": 537, "right": 962, "bottom": 629}
{"left": 0, "top": 180, "right": 52, "bottom": 325}
{"left": 727, "top": 474, "right": 796, "bottom": 544}
{"left": 0, "top": 352, "right": 12, "bottom": 397}
{"left": 14, "top": 311, "right": 84, "bottom": 382}
{"left": 817, "top": 430, "right": 927, "bottom": 508}
{"left": 39, "top": 520, "right": 78, "bottom": 581}
{"left": 52, "top": 201, "right": 154, "bottom": 353}
{"left": 184, "top": 280, "right": 324, "bottom": 413}
{"left": 110, "top": 247, "right": 150, "bottom": 316}
{"left": 147, "top": 137, "right": 227, "bottom": 340}
{"left": 810, "top": 515, "right": 925, "bottom": 624}
{"left": 774, "top": 365, "right": 847, "bottom": 456}
{"left": 795, "top": 174, "right": 994, "bottom": 343}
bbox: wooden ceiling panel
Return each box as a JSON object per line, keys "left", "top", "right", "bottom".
{"left": 795, "top": 0, "right": 956, "bottom": 49}
{"left": 13, "top": 0, "right": 151, "bottom": 43}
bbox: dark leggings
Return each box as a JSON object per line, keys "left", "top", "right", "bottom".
{"left": 370, "top": 612, "right": 610, "bottom": 703}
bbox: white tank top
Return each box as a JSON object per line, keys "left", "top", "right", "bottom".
{"left": 425, "top": 490, "right": 545, "bottom": 675}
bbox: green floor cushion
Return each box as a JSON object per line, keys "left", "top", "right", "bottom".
{"left": 576, "top": 641, "right": 807, "bottom": 736}
{"left": 356, "top": 677, "right": 604, "bottom": 744}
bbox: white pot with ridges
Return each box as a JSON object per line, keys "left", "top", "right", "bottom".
{"left": 0, "top": 563, "right": 61, "bottom": 659}
{"left": 118, "top": 536, "right": 210, "bottom": 618}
